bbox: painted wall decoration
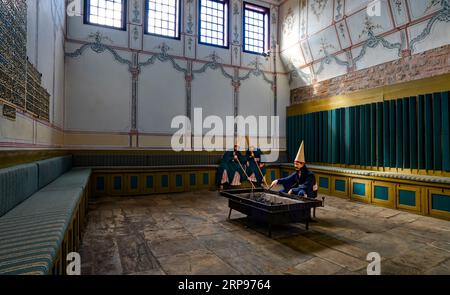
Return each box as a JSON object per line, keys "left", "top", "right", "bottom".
{"left": 64, "top": 0, "right": 290, "bottom": 149}
{"left": 280, "top": 0, "right": 450, "bottom": 87}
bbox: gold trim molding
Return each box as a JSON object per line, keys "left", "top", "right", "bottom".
{"left": 287, "top": 73, "right": 450, "bottom": 117}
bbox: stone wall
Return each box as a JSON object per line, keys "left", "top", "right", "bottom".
{"left": 290, "top": 45, "right": 450, "bottom": 104}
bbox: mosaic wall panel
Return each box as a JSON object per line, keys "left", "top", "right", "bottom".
{"left": 0, "top": 0, "right": 27, "bottom": 109}
{"left": 0, "top": 0, "right": 50, "bottom": 121}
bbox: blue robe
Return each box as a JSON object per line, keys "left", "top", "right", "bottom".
{"left": 277, "top": 165, "right": 316, "bottom": 197}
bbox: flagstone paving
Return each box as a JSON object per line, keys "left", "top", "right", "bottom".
{"left": 80, "top": 191, "right": 450, "bottom": 275}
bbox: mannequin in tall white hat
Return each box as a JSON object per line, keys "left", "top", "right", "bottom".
{"left": 271, "top": 141, "right": 317, "bottom": 197}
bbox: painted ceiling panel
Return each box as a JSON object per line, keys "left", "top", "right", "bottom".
{"left": 334, "top": 0, "right": 345, "bottom": 21}
{"left": 313, "top": 52, "right": 348, "bottom": 82}
{"left": 279, "top": 0, "right": 450, "bottom": 88}
{"left": 307, "top": 0, "right": 334, "bottom": 35}
{"left": 301, "top": 40, "right": 314, "bottom": 64}
{"left": 280, "top": 43, "right": 306, "bottom": 70}
{"left": 280, "top": 0, "right": 301, "bottom": 50}
{"left": 390, "top": 0, "right": 409, "bottom": 27}
{"left": 344, "top": 0, "right": 371, "bottom": 15}
{"left": 308, "top": 25, "right": 341, "bottom": 59}
{"left": 352, "top": 31, "right": 403, "bottom": 71}
{"left": 407, "top": 0, "right": 442, "bottom": 20}
{"left": 346, "top": 2, "right": 394, "bottom": 45}
{"left": 335, "top": 20, "right": 351, "bottom": 49}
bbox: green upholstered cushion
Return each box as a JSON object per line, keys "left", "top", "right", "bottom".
{"left": 308, "top": 165, "right": 373, "bottom": 176}
{"left": 36, "top": 156, "right": 73, "bottom": 189}
{"left": 0, "top": 187, "right": 83, "bottom": 275}
{"left": 0, "top": 164, "right": 38, "bottom": 218}
{"left": 308, "top": 165, "right": 450, "bottom": 185}
{"left": 7, "top": 188, "right": 83, "bottom": 218}
{"left": 42, "top": 168, "right": 91, "bottom": 190}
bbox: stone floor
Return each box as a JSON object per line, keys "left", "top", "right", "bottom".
{"left": 80, "top": 191, "right": 450, "bottom": 275}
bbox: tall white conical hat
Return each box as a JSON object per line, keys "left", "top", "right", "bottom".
{"left": 295, "top": 141, "right": 305, "bottom": 163}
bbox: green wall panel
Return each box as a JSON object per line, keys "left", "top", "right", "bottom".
{"left": 130, "top": 176, "right": 138, "bottom": 190}
{"left": 424, "top": 94, "right": 433, "bottom": 170}
{"left": 431, "top": 194, "right": 450, "bottom": 212}
{"left": 433, "top": 93, "right": 442, "bottom": 171}
{"left": 383, "top": 101, "right": 390, "bottom": 167}
{"left": 355, "top": 106, "right": 360, "bottom": 165}
{"left": 176, "top": 174, "right": 183, "bottom": 187}
{"left": 331, "top": 109, "right": 338, "bottom": 164}
{"left": 286, "top": 91, "right": 449, "bottom": 172}
{"left": 345, "top": 108, "right": 351, "bottom": 165}
{"left": 335, "top": 179, "right": 346, "bottom": 192}
{"left": 146, "top": 176, "right": 154, "bottom": 188}
{"left": 442, "top": 92, "right": 450, "bottom": 171}
{"left": 190, "top": 174, "right": 196, "bottom": 186}
{"left": 418, "top": 96, "right": 425, "bottom": 169}
{"left": 374, "top": 186, "right": 389, "bottom": 201}
{"left": 96, "top": 176, "right": 105, "bottom": 191}
{"left": 328, "top": 111, "right": 332, "bottom": 164}
{"left": 396, "top": 99, "right": 403, "bottom": 168}
{"left": 161, "top": 175, "right": 169, "bottom": 188}
{"left": 349, "top": 107, "right": 355, "bottom": 165}
{"left": 399, "top": 190, "right": 416, "bottom": 207}
{"left": 371, "top": 103, "right": 377, "bottom": 166}
{"left": 410, "top": 97, "right": 418, "bottom": 169}
{"left": 377, "top": 102, "right": 383, "bottom": 167}
{"left": 360, "top": 106, "right": 366, "bottom": 166}
{"left": 323, "top": 112, "right": 328, "bottom": 163}
{"left": 319, "top": 112, "right": 323, "bottom": 163}
{"left": 114, "top": 176, "right": 122, "bottom": 190}
{"left": 203, "top": 173, "right": 209, "bottom": 185}
{"left": 389, "top": 100, "right": 396, "bottom": 168}
{"left": 403, "top": 98, "right": 410, "bottom": 169}
{"left": 319, "top": 177, "right": 329, "bottom": 189}
{"left": 353, "top": 183, "right": 366, "bottom": 196}
{"left": 340, "top": 108, "right": 346, "bottom": 164}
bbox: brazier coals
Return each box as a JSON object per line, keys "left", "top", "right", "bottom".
{"left": 220, "top": 188, "right": 323, "bottom": 237}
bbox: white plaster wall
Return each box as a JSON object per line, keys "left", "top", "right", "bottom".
{"left": 63, "top": 0, "right": 288, "bottom": 149}
{"left": 238, "top": 74, "right": 274, "bottom": 137}
{"left": 138, "top": 58, "right": 186, "bottom": 134}
{"left": 191, "top": 67, "right": 234, "bottom": 135}
{"left": 64, "top": 43, "right": 132, "bottom": 132}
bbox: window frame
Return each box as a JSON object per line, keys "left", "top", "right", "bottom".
{"left": 84, "top": 0, "right": 128, "bottom": 31}
{"left": 242, "top": 2, "right": 270, "bottom": 56}
{"left": 144, "top": 0, "right": 182, "bottom": 40}
{"left": 198, "top": 0, "right": 230, "bottom": 49}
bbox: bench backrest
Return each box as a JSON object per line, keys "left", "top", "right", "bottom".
{"left": 0, "top": 163, "right": 38, "bottom": 217}
{"left": 36, "top": 156, "right": 73, "bottom": 189}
